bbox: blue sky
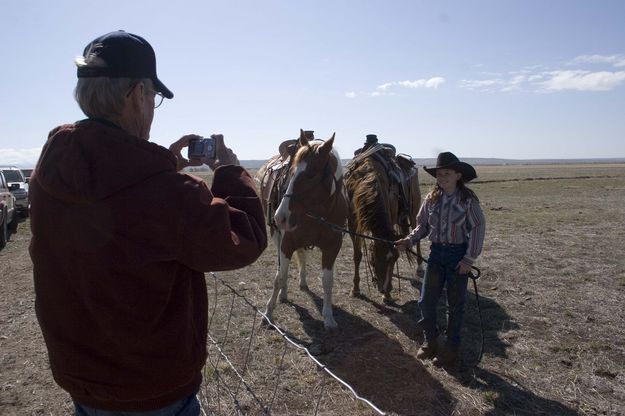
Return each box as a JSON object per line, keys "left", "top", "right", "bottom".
{"left": 1, "top": 0, "right": 624, "bottom": 167}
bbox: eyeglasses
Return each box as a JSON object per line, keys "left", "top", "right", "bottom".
{"left": 151, "top": 90, "right": 165, "bottom": 109}
{"left": 126, "top": 82, "right": 165, "bottom": 109}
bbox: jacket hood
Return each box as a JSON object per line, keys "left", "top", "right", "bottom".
{"left": 36, "top": 119, "right": 177, "bottom": 203}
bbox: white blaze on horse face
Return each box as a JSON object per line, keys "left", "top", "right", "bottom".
{"left": 274, "top": 160, "right": 308, "bottom": 231}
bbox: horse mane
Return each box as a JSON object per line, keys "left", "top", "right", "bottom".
{"left": 292, "top": 140, "right": 343, "bottom": 182}
{"left": 348, "top": 157, "right": 397, "bottom": 241}
{"left": 292, "top": 140, "right": 317, "bottom": 165}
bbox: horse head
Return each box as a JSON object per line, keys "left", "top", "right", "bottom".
{"left": 274, "top": 130, "right": 341, "bottom": 232}
{"left": 370, "top": 233, "right": 400, "bottom": 294}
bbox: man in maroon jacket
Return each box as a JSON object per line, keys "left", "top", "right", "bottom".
{"left": 29, "top": 30, "right": 267, "bottom": 415}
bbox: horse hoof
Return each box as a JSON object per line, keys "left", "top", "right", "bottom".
{"left": 309, "top": 342, "right": 335, "bottom": 355}
{"left": 324, "top": 318, "right": 338, "bottom": 329}
{"left": 262, "top": 315, "right": 275, "bottom": 329}
{"left": 382, "top": 296, "right": 397, "bottom": 306}
{"left": 278, "top": 290, "right": 288, "bottom": 303}
{"left": 351, "top": 289, "right": 361, "bottom": 297}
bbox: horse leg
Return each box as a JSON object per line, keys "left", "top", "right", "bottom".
{"left": 382, "top": 261, "right": 395, "bottom": 303}
{"left": 415, "top": 240, "right": 425, "bottom": 278}
{"left": 278, "top": 250, "right": 290, "bottom": 303}
{"left": 351, "top": 236, "right": 362, "bottom": 297}
{"left": 321, "top": 268, "right": 338, "bottom": 328}
{"left": 265, "top": 250, "right": 290, "bottom": 323}
{"left": 270, "top": 232, "right": 291, "bottom": 303}
{"left": 294, "top": 248, "right": 308, "bottom": 290}
{"left": 321, "top": 247, "right": 340, "bottom": 329}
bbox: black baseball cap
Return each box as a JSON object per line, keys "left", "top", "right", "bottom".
{"left": 77, "top": 30, "right": 173, "bottom": 99}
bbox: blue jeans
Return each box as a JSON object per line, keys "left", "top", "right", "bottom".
{"left": 74, "top": 392, "right": 200, "bottom": 416}
{"left": 418, "top": 243, "right": 469, "bottom": 347}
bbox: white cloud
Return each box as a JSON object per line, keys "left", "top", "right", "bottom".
{"left": 0, "top": 148, "right": 41, "bottom": 167}
{"left": 461, "top": 56, "right": 625, "bottom": 93}
{"left": 425, "top": 77, "right": 445, "bottom": 88}
{"left": 345, "top": 91, "right": 356, "bottom": 98}
{"left": 500, "top": 75, "right": 527, "bottom": 92}
{"left": 572, "top": 54, "right": 625, "bottom": 68}
{"left": 376, "top": 82, "right": 395, "bottom": 91}
{"left": 364, "top": 53, "right": 625, "bottom": 97}
{"left": 537, "top": 70, "right": 625, "bottom": 91}
{"left": 396, "top": 77, "right": 446, "bottom": 89}
{"left": 370, "top": 77, "right": 445, "bottom": 96}
{"left": 398, "top": 80, "right": 426, "bottom": 88}
{"left": 368, "top": 90, "right": 394, "bottom": 97}
{"left": 459, "top": 79, "right": 504, "bottom": 91}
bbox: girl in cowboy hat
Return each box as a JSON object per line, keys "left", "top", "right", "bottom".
{"left": 395, "top": 152, "right": 486, "bottom": 367}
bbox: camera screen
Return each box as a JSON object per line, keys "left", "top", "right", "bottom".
{"left": 188, "top": 141, "right": 204, "bottom": 155}
{"left": 188, "top": 138, "right": 216, "bottom": 159}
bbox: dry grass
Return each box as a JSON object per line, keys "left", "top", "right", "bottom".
{"left": 1, "top": 164, "right": 624, "bottom": 415}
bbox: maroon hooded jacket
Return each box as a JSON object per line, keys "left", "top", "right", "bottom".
{"left": 29, "top": 119, "right": 267, "bottom": 411}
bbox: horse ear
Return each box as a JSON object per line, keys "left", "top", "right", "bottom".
{"left": 298, "top": 129, "right": 309, "bottom": 147}
{"left": 320, "top": 133, "right": 335, "bottom": 154}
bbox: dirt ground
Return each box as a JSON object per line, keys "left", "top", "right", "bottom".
{"left": 1, "top": 164, "right": 624, "bottom": 415}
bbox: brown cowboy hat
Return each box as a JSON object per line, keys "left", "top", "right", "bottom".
{"left": 424, "top": 152, "right": 477, "bottom": 182}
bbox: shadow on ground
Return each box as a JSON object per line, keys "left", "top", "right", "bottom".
{"left": 292, "top": 271, "right": 580, "bottom": 415}
{"left": 359, "top": 274, "right": 580, "bottom": 415}
{"left": 289, "top": 289, "right": 455, "bottom": 415}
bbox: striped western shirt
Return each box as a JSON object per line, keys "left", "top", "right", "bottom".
{"left": 408, "top": 189, "right": 486, "bottom": 266}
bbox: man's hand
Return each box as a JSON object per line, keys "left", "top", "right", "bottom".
{"left": 169, "top": 134, "right": 204, "bottom": 172}
{"left": 205, "top": 134, "right": 240, "bottom": 170}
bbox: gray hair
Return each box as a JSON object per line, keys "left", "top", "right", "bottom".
{"left": 74, "top": 48, "right": 150, "bottom": 119}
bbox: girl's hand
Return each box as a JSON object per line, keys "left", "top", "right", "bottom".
{"left": 456, "top": 262, "right": 473, "bottom": 276}
{"left": 394, "top": 237, "right": 412, "bottom": 251}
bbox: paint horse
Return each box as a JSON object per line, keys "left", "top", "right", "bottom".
{"left": 257, "top": 130, "right": 348, "bottom": 329}
{"left": 344, "top": 144, "right": 423, "bottom": 302}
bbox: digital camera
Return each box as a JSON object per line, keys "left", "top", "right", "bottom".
{"left": 188, "top": 137, "right": 216, "bottom": 159}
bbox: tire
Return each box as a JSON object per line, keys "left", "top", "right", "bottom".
{"left": 8, "top": 213, "right": 18, "bottom": 233}
{"left": 0, "top": 213, "right": 7, "bottom": 249}
{"left": 19, "top": 203, "right": 30, "bottom": 218}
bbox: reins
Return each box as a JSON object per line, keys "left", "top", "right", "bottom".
{"left": 304, "top": 212, "right": 486, "bottom": 363}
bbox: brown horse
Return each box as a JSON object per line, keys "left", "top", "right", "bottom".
{"left": 344, "top": 147, "right": 422, "bottom": 302}
{"left": 257, "top": 130, "right": 347, "bottom": 329}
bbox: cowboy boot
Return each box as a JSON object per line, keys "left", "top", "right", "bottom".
{"left": 432, "top": 343, "right": 458, "bottom": 367}
{"left": 416, "top": 339, "right": 438, "bottom": 360}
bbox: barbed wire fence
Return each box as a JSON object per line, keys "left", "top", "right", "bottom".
{"left": 198, "top": 272, "right": 385, "bottom": 416}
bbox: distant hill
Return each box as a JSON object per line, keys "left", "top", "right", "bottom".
{"left": 406, "top": 157, "right": 625, "bottom": 167}
{"left": 182, "top": 157, "right": 625, "bottom": 171}
{"left": 241, "top": 157, "right": 625, "bottom": 169}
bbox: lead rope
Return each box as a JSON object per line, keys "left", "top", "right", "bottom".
{"left": 305, "top": 213, "right": 485, "bottom": 363}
